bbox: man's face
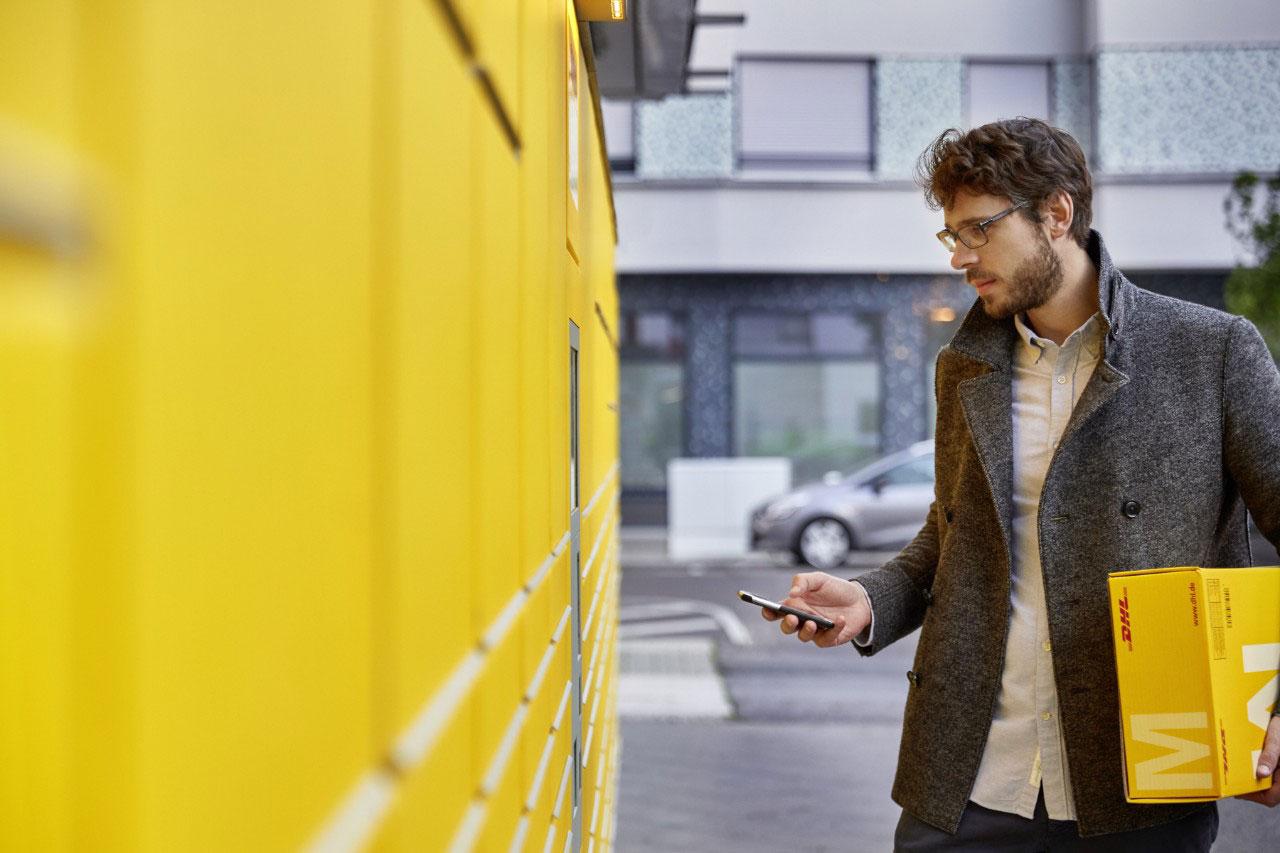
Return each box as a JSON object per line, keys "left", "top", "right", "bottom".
{"left": 943, "top": 190, "right": 1063, "bottom": 320}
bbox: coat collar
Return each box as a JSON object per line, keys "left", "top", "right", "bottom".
{"left": 948, "top": 230, "right": 1134, "bottom": 371}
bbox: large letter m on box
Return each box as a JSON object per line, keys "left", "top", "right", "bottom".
{"left": 1131, "top": 712, "right": 1213, "bottom": 791}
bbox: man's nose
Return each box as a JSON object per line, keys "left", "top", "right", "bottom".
{"left": 949, "top": 243, "right": 978, "bottom": 271}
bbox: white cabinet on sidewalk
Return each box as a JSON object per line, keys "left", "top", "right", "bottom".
{"left": 667, "top": 457, "right": 791, "bottom": 559}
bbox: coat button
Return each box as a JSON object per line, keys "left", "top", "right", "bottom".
{"left": 944, "top": 508, "right": 954, "bottom": 524}
{"left": 907, "top": 670, "right": 921, "bottom": 686}
{"left": 921, "top": 589, "right": 934, "bottom": 606}
{"left": 1122, "top": 500, "right": 1142, "bottom": 519}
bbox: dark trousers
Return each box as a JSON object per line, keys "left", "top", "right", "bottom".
{"left": 894, "top": 794, "right": 1218, "bottom": 852}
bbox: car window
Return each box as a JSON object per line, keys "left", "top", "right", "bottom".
{"left": 879, "top": 455, "right": 934, "bottom": 486}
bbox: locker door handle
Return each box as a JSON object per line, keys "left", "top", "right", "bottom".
{"left": 0, "top": 122, "right": 93, "bottom": 260}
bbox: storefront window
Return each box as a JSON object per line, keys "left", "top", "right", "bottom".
{"left": 619, "top": 311, "right": 686, "bottom": 491}
{"left": 733, "top": 312, "right": 880, "bottom": 483}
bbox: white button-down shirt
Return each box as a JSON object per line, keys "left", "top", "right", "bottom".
{"left": 968, "top": 311, "right": 1104, "bottom": 820}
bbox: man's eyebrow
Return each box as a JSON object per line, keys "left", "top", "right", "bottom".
{"left": 943, "top": 215, "right": 984, "bottom": 231}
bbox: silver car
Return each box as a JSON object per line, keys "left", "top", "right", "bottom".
{"left": 749, "top": 440, "right": 935, "bottom": 570}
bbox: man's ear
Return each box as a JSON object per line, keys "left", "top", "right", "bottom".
{"left": 1042, "top": 189, "right": 1074, "bottom": 241}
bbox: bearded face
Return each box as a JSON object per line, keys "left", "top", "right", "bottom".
{"left": 974, "top": 226, "right": 1065, "bottom": 320}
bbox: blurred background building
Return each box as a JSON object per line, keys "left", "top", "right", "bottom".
{"left": 592, "top": 0, "right": 1280, "bottom": 526}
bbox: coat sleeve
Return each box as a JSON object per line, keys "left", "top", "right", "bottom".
{"left": 849, "top": 499, "right": 940, "bottom": 656}
{"left": 1223, "top": 316, "right": 1280, "bottom": 552}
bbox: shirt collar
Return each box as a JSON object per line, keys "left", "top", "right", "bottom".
{"left": 1013, "top": 311, "right": 1105, "bottom": 363}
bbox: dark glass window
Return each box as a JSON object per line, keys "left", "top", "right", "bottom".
{"left": 734, "top": 311, "right": 876, "bottom": 357}
{"left": 733, "top": 311, "right": 881, "bottom": 483}
{"left": 879, "top": 455, "right": 934, "bottom": 486}
{"left": 619, "top": 311, "right": 686, "bottom": 491}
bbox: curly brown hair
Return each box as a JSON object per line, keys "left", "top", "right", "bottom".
{"left": 917, "top": 118, "right": 1093, "bottom": 248}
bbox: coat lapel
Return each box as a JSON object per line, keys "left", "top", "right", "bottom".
{"left": 1059, "top": 360, "right": 1130, "bottom": 449}
{"left": 942, "top": 230, "right": 1138, "bottom": 563}
{"left": 959, "top": 370, "right": 1015, "bottom": 555}
{"left": 949, "top": 301, "right": 1017, "bottom": 561}
{"left": 1054, "top": 232, "right": 1135, "bottom": 448}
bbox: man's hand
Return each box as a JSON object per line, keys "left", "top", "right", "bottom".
{"left": 1236, "top": 715, "right": 1280, "bottom": 807}
{"left": 759, "top": 571, "right": 871, "bottom": 648}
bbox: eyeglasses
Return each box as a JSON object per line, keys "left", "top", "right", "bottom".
{"left": 936, "top": 201, "right": 1028, "bottom": 252}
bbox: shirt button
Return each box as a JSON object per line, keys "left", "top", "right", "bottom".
{"left": 1042, "top": 641, "right": 1052, "bottom": 652}
{"left": 1042, "top": 711, "right": 1052, "bottom": 721}
{"left": 1056, "top": 375, "right": 1067, "bottom": 385}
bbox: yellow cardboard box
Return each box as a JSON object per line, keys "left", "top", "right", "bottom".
{"left": 1108, "top": 566, "right": 1279, "bottom": 802}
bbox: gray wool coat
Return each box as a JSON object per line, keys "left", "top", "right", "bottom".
{"left": 855, "top": 231, "right": 1280, "bottom": 837}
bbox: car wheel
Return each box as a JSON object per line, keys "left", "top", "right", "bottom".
{"left": 795, "top": 517, "right": 853, "bottom": 570}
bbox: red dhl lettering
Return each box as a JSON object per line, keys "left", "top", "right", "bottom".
{"left": 1118, "top": 591, "right": 1133, "bottom": 651}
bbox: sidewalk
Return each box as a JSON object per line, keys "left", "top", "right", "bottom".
{"left": 614, "top": 527, "right": 912, "bottom": 851}
{"left": 614, "top": 526, "right": 1280, "bottom": 852}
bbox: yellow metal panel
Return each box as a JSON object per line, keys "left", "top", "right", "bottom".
{"left": 479, "top": 0, "right": 522, "bottom": 137}
{"left": 371, "top": 709, "right": 474, "bottom": 851}
{"left": 472, "top": 101, "right": 522, "bottom": 630}
{"left": 471, "top": 620, "right": 524, "bottom": 805}
{"left": 382, "top": 0, "right": 478, "bottom": 747}
{"left": 0, "top": 5, "right": 85, "bottom": 848}
{"left": 474, "top": 758, "right": 525, "bottom": 851}
{"left": 1, "top": 0, "right": 618, "bottom": 848}
{"left": 519, "top": 0, "right": 556, "bottom": 582}
{"left": 0, "top": 0, "right": 76, "bottom": 138}
{"left": 130, "top": 3, "right": 376, "bottom": 847}
{"left": 69, "top": 5, "right": 146, "bottom": 848}
{"left": 0, "top": 182, "right": 78, "bottom": 853}
{"left": 564, "top": 7, "right": 584, "bottom": 266}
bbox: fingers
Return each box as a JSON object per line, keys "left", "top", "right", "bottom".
{"left": 1236, "top": 718, "right": 1280, "bottom": 807}
{"left": 780, "top": 614, "right": 846, "bottom": 646}
{"left": 789, "top": 572, "right": 827, "bottom": 598}
{"left": 1235, "top": 781, "right": 1280, "bottom": 808}
{"left": 815, "top": 616, "right": 850, "bottom": 648}
{"left": 1239, "top": 717, "right": 1280, "bottom": 807}
{"left": 1257, "top": 716, "right": 1280, "bottom": 780}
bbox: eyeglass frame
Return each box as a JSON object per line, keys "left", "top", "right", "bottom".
{"left": 935, "top": 201, "right": 1030, "bottom": 253}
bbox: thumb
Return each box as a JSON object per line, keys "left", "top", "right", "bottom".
{"left": 1257, "top": 716, "right": 1280, "bottom": 778}
{"left": 790, "top": 572, "right": 827, "bottom": 598}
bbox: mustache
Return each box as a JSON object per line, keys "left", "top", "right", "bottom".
{"left": 966, "top": 271, "right": 997, "bottom": 285}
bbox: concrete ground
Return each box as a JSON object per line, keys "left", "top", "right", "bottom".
{"left": 613, "top": 527, "right": 1279, "bottom": 852}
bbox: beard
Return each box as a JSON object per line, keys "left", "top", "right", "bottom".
{"left": 976, "top": 230, "right": 1064, "bottom": 320}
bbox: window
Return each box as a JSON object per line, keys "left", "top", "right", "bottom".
{"left": 967, "top": 62, "right": 1051, "bottom": 128}
{"left": 600, "top": 98, "right": 634, "bottom": 173}
{"left": 737, "top": 59, "right": 873, "bottom": 173}
{"left": 733, "top": 312, "right": 881, "bottom": 483}
{"left": 879, "top": 455, "right": 934, "bottom": 486}
{"left": 619, "top": 311, "right": 686, "bottom": 491}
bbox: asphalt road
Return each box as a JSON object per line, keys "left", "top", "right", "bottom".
{"left": 613, "top": 541, "right": 1279, "bottom": 852}
{"left": 615, "top": 550, "right": 916, "bottom": 851}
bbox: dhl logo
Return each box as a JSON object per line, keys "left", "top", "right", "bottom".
{"left": 1117, "top": 590, "right": 1133, "bottom": 651}
{"left": 1130, "top": 642, "right": 1279, "bottom": 792}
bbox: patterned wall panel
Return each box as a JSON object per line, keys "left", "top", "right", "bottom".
{"left": 1096, "top": 47, "right": 1280, "bottom": 173}
{"left": 1052, "top": 59, "right": 1092, "bottom": 158}
{"left": 875, "top": 60, "right": 964, "bottom": 180}
{"left": 635, "top": 93, "right": 734, "bottom": 179}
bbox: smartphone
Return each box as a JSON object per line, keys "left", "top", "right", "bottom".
{"left": 737, "top": 589, "right": 836, "bottom": 631}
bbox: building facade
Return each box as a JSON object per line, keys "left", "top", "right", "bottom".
{"left": 602, "top": 0, "right": 1277, "bottom": 524}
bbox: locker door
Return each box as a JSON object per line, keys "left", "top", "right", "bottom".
{"left": 0, "top": 3, "right": 90, "bottom": 846}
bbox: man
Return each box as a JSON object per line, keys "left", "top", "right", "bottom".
{"left": 761, "top": 118, "right": 1280, "bottom": 850}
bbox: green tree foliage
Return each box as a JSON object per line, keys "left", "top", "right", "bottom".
{"left": 1224, "top": 170, "right": 1280, "bottom": 360}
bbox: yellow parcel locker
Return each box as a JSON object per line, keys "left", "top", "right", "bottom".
{"left": 1109, "top": 566, "right": 1280, "bottom": 801}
